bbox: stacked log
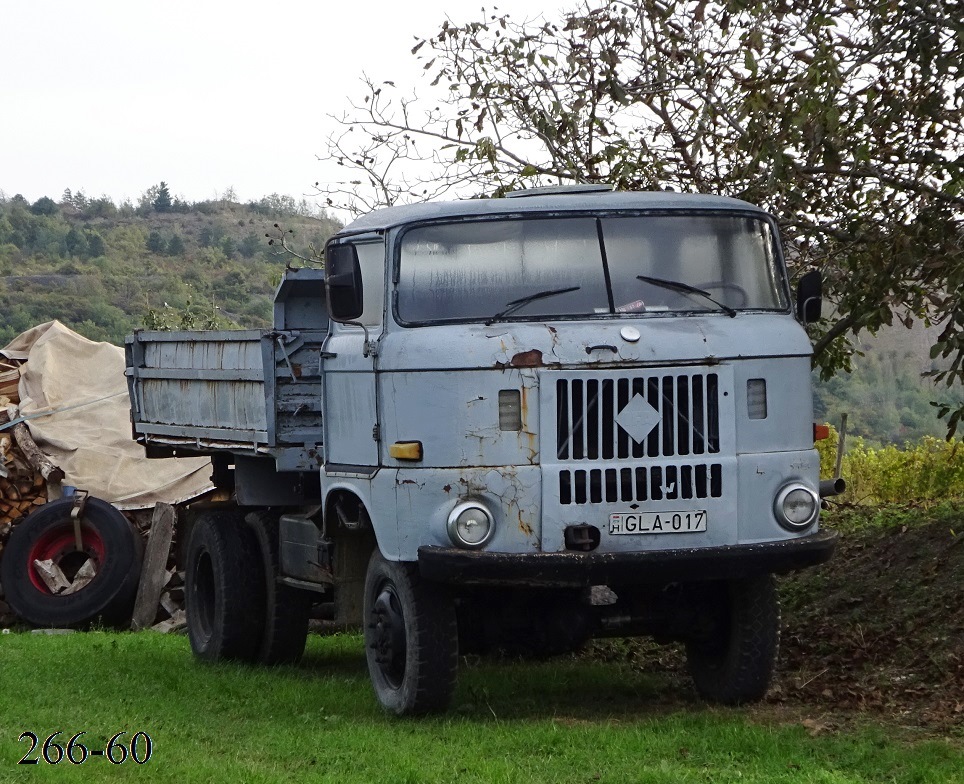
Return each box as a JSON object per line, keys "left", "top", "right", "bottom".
{"left": 0, "top": 390, "right": 54, "bottom": 625}
{"left": 0, "top": 426, "right": 51, "bottom": 554}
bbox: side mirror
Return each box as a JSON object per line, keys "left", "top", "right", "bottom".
{"left": 796, "top": 270, "right": 822, "bottom": 325}
{"left": 326, "top": 243, "right": 364, "bottom": 322}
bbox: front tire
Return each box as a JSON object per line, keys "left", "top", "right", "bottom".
{"left": 363, "top": 551, "right": 458, "bottom": 715}
{"left": 185, "top": 511, "right": 265, "bottom": 663}
{"left": 685, "top": 573, "right": 780, "bottom": 705}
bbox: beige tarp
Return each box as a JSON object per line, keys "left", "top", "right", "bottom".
{"left": 2, "top": 321, "right": 213, "bottom": 509}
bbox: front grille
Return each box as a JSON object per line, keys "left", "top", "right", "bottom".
{"left": 555, "top": 373, "right": 720, "bottom": 461}
{"left": 559, "top": 463, "right": 723, "bottom": 506}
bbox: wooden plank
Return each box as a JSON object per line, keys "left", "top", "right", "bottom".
{"left": 130, "top": 503, "right": 176, "bottom": 631}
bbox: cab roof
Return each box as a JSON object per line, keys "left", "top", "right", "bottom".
{"left": 338, "top": 189, "right": 766, "bottom": 236}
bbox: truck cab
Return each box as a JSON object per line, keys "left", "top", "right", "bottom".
{"left": 127, "top": 188, "right": 836, "bottom": 715}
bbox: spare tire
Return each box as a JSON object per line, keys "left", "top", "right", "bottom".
{"left": 0, "top": 497, "right": 143, "bottom": 628}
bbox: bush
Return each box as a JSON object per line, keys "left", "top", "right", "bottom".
{"left": 818, "top": 427, "right": 964, "bottom": 505}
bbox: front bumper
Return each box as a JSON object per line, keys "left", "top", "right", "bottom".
{"left": 418, "top": 529, "right": 837, "bottom": 587}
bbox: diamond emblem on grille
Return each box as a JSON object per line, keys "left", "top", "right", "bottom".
{"left": 614, "top": 393, "right": 660, "bottom": 443}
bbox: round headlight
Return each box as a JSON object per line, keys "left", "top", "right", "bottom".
{"left": 774, "top": 484, "right": 819, "bottom": 531}
{"left": 446, "top": 500, "right": 495, "bottom": 549}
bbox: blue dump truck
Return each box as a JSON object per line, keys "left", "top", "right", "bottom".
{"left": 126, "top": 187, "right": 837, "bottom": 715}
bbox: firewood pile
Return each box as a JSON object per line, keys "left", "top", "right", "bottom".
{"left": 0, "top": 362, "right": 49, "bottom": 561}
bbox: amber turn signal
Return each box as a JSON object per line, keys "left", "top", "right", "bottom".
{"left": 389, "top": 441, "right": 423, "bottom": 461}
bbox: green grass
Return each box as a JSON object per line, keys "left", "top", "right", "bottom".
{"left": 1, "top": 631, "right": 960, "bottom": 783}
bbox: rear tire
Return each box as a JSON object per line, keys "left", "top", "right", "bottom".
{"left": 363, "top": 551, "right": 458, "bottom": 715}
{"left": 685, "top": 573, "right": 780, "bottom": 705}
{"left": 185, "top": 511, "right": 265, "bottom": 663}
{"left": 244, "top": 511, "right": 311, "bottom": 665}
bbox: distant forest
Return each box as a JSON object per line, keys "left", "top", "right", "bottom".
{"left": 0, "top": 184, "right": 340, "bottom": 343}
{"left": 813, "top": 323, "right": 960, "bottom": 446}
{"left": 0, "top": 184, "right": 956, "bottom": 444}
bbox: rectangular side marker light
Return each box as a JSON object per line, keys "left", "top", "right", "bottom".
{"left": 389, "top": 441, "right": 423, "bottom": 461}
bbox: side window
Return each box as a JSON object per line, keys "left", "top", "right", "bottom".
{"left": 355, "top": 241, "right": 385, "bottom": 326}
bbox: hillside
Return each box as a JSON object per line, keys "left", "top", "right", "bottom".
{"left": 813, "top": 321, "right": 962, "bottom": 444}
{"left": 0, "top": 186, "right": 341, "bottom": 345}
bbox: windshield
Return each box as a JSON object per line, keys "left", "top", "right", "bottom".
{"left": 396, "top": 214, "right": 787, "bottom": 324}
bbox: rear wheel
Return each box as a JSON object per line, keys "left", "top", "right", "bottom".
{"left": 363, "top": 552, "right": 458, "bottom": 715}
{"left": 244, "top": 511, "right": 311, "bottom": 665}
{"left": 685, "top": 573, "right": 780, "bottom": 705}
{"left": 185, "top": 511, "right": 265, "bottom": 663}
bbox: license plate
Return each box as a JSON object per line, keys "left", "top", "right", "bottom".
{"left": 609, "top": 510, "right": 707, "bottom": 535}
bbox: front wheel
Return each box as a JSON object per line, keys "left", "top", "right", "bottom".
{"left": 685, "top": 573, "right": 780, "bottom": 705}
{"left": 363, "top": 552, "right": 458, "bottom": 715}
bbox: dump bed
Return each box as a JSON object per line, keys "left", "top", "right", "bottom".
{"left": 125, "top": 269, "right": 328, "bottom": 471}
{"left": 126, "top": 328, "right": 325, "bottom": 470}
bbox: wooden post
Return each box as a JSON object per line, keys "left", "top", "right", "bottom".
{"left": 130, "top": 503, "right": 176, "bottom": 631}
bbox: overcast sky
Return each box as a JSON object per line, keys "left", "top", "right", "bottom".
{"left": 1, "top": 0, "right": 561, "bottom": 208}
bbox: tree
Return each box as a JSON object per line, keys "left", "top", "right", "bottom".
{"left": 138, "top": 185, "right": 160, "bottom": 215}
{"left": 64, "top": 227, "right": 89, "bottom": 258}
{"left": 239, "top": 231, "right": 262, "bottom": 258}
{"left": 146, "top": 230, "right": 166, "bottom": 254}
{"left": 85, "top": 230, "right": 106, "bottom": 258}
{"left": 153, "top": 182, "right": 173, "bottom": 213}
{"left": 166, "top": 233, "right": 186, "bottom": 256}
{"left": 29, "top": 196, "right": 58, "bottom": 216}
{"left": 324, "top": 0, "right": 964, "bottom": 433}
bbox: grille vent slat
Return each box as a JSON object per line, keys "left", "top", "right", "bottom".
{"left": 556, "top": 372, "right": 720, "bottom": 462}
{"left": 559, "top": 463, "right": 724, "bottom": 506}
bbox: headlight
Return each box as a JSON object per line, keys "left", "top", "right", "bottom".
{"left": 446, "top": 500, "right": 495, "bottom": 549}
{"left": 773, "top": 484, "right": 819, "bottom": 531}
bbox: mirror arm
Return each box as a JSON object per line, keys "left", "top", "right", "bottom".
{"left": 343, "top": 321, "right": 377, "bottom": 357}
{"left": 799, "top": 295, "right": 821, "bottom": 326}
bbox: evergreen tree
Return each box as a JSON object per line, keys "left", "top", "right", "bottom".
{"left": 166, "top": 233, "right": 186, "bottom": 256}
{"left": 85, "top": 230, "right": 106, "bottom": 258}
{"left": 64, "top": 227, "right": 89, "bottom": 257}
{"left": 153, "top": 182, "right": 173, "bottom": 213}
{"left": 146, "top": 231, "right": 166, "bottom": 253}
{"left": 239, "top": 232, "right": 261, "bottom": 258}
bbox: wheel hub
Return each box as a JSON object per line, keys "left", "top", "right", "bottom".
{"left": 27, "top": 521, "right": 105, "bottom": 594}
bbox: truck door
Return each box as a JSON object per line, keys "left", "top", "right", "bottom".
{"left": 322, "top": 238, "right": 384, "bottom": 469}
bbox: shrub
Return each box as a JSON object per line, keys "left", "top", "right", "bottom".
{"left": 819, "top": 426, "right": 964, "bottom": 505}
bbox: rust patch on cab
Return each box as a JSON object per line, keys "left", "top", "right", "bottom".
{"left": 509, "top": 349, "right": 543, "bottom": 368}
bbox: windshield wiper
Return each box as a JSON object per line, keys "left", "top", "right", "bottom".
{"left": 484, "top": 286, "right": 581, "bottom": 326}
{"left": 636, "top": 275, "right": 737, "bottom": 318}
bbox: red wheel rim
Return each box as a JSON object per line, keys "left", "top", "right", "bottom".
{"left": 26, "top": 521, "right": 106, "bottom": 594}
